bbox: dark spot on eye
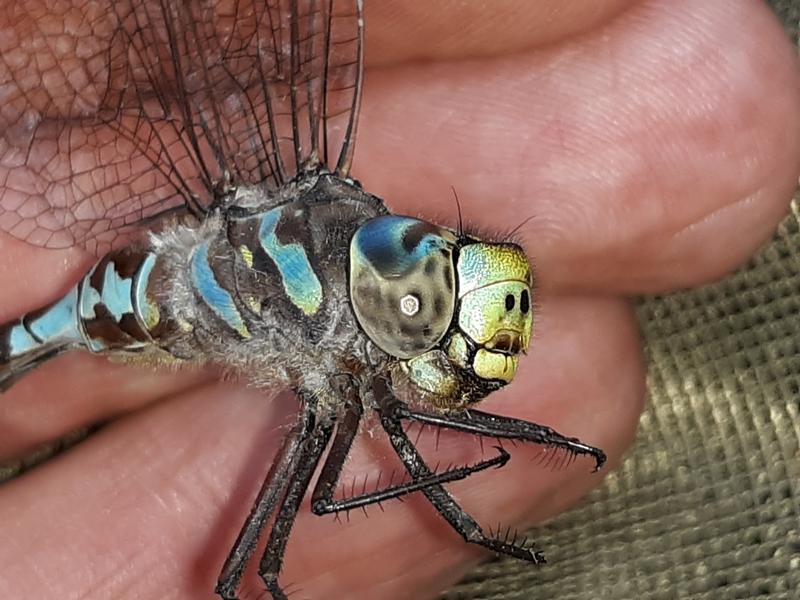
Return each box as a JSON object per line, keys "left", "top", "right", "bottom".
{"left": 357, "top": 285, "right": 382, "bottom": 308}
{"left": 505, "top": 294, "right": 515, "bottom": 311}
{"left": 424, "top": 258, "right": 436, "bottom": 276}
{"left": 399, "top": 322, "right": 423, "bottom": 337}
{"left": 434, "top": 295, "right": 444, "bottom": 315}
{"left": 410, "top": 290, "right": 422, "bottom": 311}
{"left": 422, "top": 325, "right": 432, "bottom": 337}
{"left": 443, "top": 265, "right": 453, "bottom": 290}
{"left": 520, "top": 289, "right": 530, "bottom": 314}
{"left": 402, "top": 221, "right": 440, "bottom": 253}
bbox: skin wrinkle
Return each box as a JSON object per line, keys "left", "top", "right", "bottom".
{"left": 661, "top": 192, "right": 787, "bottom": 286}
{"left": 669, "top": 181, "right": 778, "bottom": 245}
{"left": 365, "top": 0, "right": 636, "bottom": 66}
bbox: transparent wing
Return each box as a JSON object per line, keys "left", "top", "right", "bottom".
{"left": 0, "top": 0, "right": 363, "bottom": 254}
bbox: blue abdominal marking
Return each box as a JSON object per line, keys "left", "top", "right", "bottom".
{"left": 191, "top": 242, "right": 251, "bottom": 338}
{"left": 8, "top": 324, "right": 39, "bottom": 357}
{"left": 78, "top": 261, "right": 138, "bottom": 351}
{"left": 28, "top": 287, "right": 82, "bottom": 341}
{"left": 133, "top": 253, "right": 160, "bottom": 330}
{"left": 79, "top": 262, "right": 135, "bottom": 322}
{"left": 98, "top": 261, "right": 134, "bottom": 321}
{"left": 8, "top": 287, "right": 83, "bottom": 357}
{"left": 79, "top": 264, "right": 101, "bottom": 321}
{"left": 259, "top": 209, "right": 323, "bottom": 315}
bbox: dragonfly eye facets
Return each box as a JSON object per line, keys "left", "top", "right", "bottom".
{"left": 349, "top": 215, "right": 457, "bottom": 359}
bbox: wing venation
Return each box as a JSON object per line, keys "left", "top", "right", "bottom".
{"left": 0, "top": 0, "right": 364, "bottom": 254}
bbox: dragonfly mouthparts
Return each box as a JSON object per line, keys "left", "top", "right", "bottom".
{"left": 485, "top": 330, "right": 523, "bottom": 355}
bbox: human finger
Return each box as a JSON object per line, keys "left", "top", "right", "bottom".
{"left": 0, "top": 295, "right": 643, "bottom": 599}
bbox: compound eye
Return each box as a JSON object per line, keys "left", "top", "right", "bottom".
{"left": 350, "top": 216, "right": 457, "bottom": 359}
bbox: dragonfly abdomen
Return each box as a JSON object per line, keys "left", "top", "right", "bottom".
{"left": 0, "top": 247, "right": 165, "bottom": 390}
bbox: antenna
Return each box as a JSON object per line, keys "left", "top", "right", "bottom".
{"left": 450, "top": 186, "right": 464, "bottom": 236}
{"left": 506, "top": 214, "right": 537, "bottom": 241}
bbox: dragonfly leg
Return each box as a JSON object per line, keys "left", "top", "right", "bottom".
{"left": 309, "top": 394, "right": 362, "bottom": 514}
{"left": 312, "top": 450, "right": 512, "bottom": 514}
{"left": 395, "top": 406, "right": 607, "bottom": 472}
{"left": 257, "top": 412, "right": 335, "bottom": 600}
{"left": 374, "top": 377, "right": 546, "bottom": 564}
{"left": 215, "top": 395, "right": 316, "bottom": 600}
{"left": 310, "top": 385, "right": 510, "bottom": 516}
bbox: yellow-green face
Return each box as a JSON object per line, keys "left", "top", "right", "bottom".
{"left": 400, "top": 241, "right": 534, "bottom": 408}
{"left": 454, "top": 243, "right": 533, "bottom": 380}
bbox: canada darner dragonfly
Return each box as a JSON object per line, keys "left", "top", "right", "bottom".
{"left": 0, "top": 1, "right": 606, "bottom": 598}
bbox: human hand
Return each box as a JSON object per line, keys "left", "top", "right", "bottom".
{"left": 1, "top": 1, "right": 798, "bottom": 598}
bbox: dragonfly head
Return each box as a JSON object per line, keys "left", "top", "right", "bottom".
{"left": 349, "top": 215, "right": 533, "bottom": 409}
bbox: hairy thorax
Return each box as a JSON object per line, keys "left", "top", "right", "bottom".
{"left": 144, "top": 174, "right": 389, "bottom": 402}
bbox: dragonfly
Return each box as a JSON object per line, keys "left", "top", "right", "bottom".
{"left": 0, "top": 1, "right": 606, "bottom": 598}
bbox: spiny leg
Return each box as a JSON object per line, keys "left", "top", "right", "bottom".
{"left": 215, "top": 398, "right": 317, "bottom": 600}
{"left": 395, "top": 407, "right": 606, "bottom": 472}
{"left": 310, "top": 388, "right": 511, "bottom": 516}
{"left": 309, "top": 389, "right": 363, "bottom": 514}
{"left": 314, "top": 449, "right": 511, "bottom": 514}
{"left": 374, "top": 378, "right": 545, "bottom": 564}
{"left": 258, "top": 415, "right": 335, "bottom": 599}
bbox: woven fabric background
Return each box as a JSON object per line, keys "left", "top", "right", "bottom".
{"left": 442, "top": 3, "right": 800, "bottom": 599}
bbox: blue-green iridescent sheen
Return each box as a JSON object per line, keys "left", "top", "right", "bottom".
{"left": 190, "top": 241, "right": 250, "bottom": 338}
{"left": 258, "top": 208, "right": 323, "bottom": 316}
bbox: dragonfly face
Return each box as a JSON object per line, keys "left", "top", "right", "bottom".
{"left": 350, "top": 215, "right": 534, "bottom": 409}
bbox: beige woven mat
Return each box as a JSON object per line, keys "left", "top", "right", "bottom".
{"left": 443, "top": 5, "right": 800, "bottom": 597}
